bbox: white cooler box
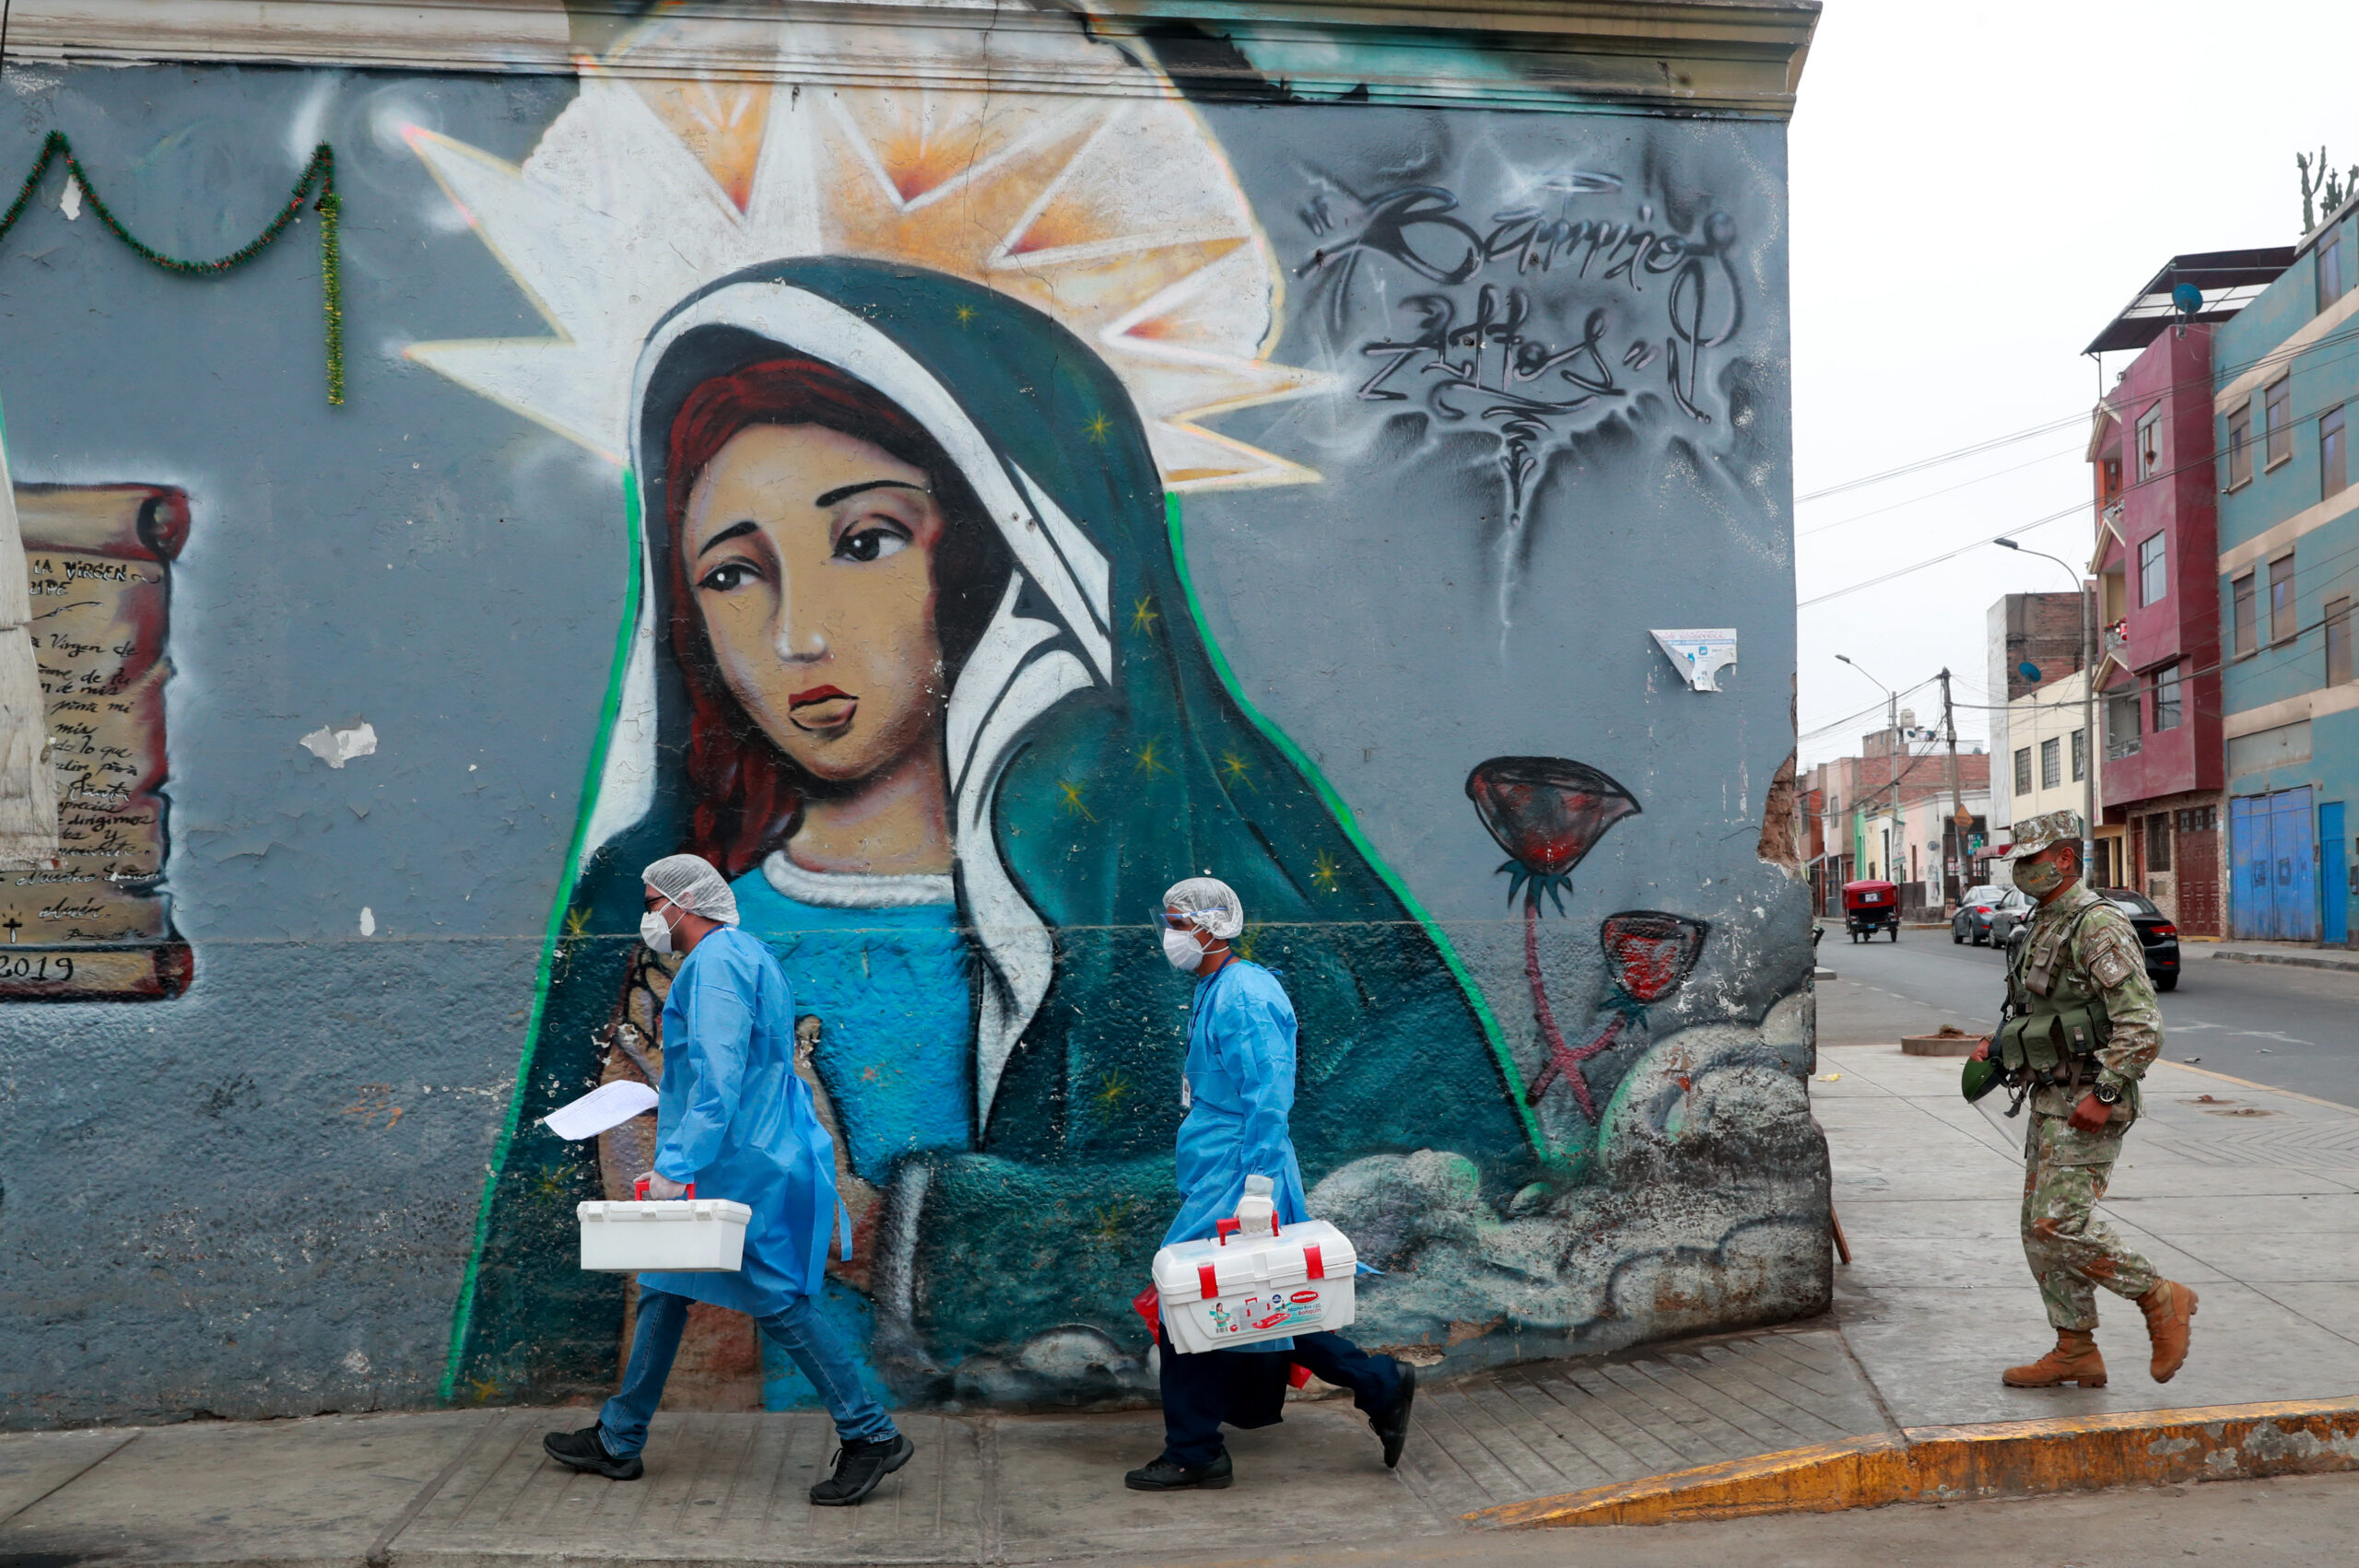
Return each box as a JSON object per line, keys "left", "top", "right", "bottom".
{"left": 577, "top": 1181, "right": 751, "bottom": 1273}
{"left": 1151, "top": 1180, "right": 1358, "bottom": 1354}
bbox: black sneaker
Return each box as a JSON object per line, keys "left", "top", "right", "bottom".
{"left": 1123, "top": 1451, "right": 1234, "bottom": 1491}
{"left": 1370, "top": 1363, "right": 1415, "bottom": 1469}
{"left": 543, "top": 1424, "right": 643, "bottom": 1480}
{"left": 810, "top": 1433, "right": 914, "bottom": 1506}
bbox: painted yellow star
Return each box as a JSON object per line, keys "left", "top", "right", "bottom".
{"left": 955, "top": 304, "right": 978, "bottom": 325}
{"left": 466, "top": 1376, "right": 500, "bottom": 1404}
{"left": 1091, "top": 1199, "right": 1135, "bottom": 1247}
{"left": 563, "top": 906, "right": 592, "bottom": 940}
{"left": 1130, "top": 595, "right": 1159, "bottom": 635}
{"left": 1133, "top": 737, "right": 1168, "bottom": 777}
{"left": 1311, "top": 848, "right": 1341, "bottom": 892}
{"left": 1058, "top": 779, "right": 1097, "bottom": 821}
{"left": 1095, "top": 1070, "right": 1132, "bottom": 1117}
{"left": 1220, "top": 750, "right": 1256, "bottom": 790}
{"left": 1085, "top": 411, "right": 1112, "bottom": 444}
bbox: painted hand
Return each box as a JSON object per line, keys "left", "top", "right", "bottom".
{"left": 638, "top": 1170, "right": 687, "bottom": 1199}
{"left": 2067, "top": 1092, "right": 2109, "bottom": 1134}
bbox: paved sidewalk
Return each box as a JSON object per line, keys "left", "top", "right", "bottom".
{"left": 5, "top": 1047, "right": 2353, "bottom": 1563}
{"left": 2204, "top": 939, "right": 2359, "bottom": 974}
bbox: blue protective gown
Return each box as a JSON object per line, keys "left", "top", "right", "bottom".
{"left": 639, "top": 925, "right": 839, "bottom": 1318}
{"left": 1162, "top": 959, "right": 1312, "bottom": 1251}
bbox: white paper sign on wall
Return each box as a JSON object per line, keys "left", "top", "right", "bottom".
{"left": 1651, "top": 628, "right": 1739, "bottom": 692}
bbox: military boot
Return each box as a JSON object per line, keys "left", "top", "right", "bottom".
{"left": 2001, "top": 1328, "right": 2107, "bottom": 1387}
{"left": 2137, "top": 1281, "right": 2198, "bottom": 1383}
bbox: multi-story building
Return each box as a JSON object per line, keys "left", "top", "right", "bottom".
{"left": 2212, "top": 206, "right": 2359, "bottom": 942}
{"left": 1862, "top": 783, "right": 1993, "bottom": 912}
{"left": 1986, "top": 591, "right": 2092, "bottom": 834}
{"left": 2000, "top": 667, "right": 2098, "bottom": 887}
{"left": 1805, "top": 721, "right": 1990, "bottom": 913}
{"left": 2083, "top": 252, "right": 2290, "bottom": 932}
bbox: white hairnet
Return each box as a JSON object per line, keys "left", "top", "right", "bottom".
{"left": 643, "top": 853, "right": 740, "bottom": 927}
{"left": 1162, "top": 876, "right": 1244, "bottom": 940}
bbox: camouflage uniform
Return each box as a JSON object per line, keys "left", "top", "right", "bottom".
{"left": 2005, "top": 879, "right": 2164, "bottom": 1330}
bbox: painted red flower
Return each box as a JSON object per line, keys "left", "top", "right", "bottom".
{"left": 1465, "top": 756, "right": 1640, "bottom": 914}
{"left": 1600, "top": 911, "right": 1708, "bottom": 1003}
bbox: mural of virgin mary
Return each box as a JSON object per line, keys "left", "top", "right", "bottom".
{"left": 448, "top": 257, "right": 1534, "bottom": 1404}
{"left": 409, "top": 20, "right": 1539, "bottom": 1409}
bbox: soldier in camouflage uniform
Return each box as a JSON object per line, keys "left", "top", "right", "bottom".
{"left": 1975, "top": 810, "right": 2197, "bottom": 1387}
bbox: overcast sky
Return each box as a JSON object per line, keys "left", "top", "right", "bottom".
{"left": 1789, "top": 2, "right": 2359, "bottom": 769}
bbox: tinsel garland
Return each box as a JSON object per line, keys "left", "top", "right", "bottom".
{"left": 0, "top": 132, "right": 344, "bottom": 405}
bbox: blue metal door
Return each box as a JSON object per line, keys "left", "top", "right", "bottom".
{"left": 2272, "top": 787, "right": 2317, "bottom": 942}
{"left": 2324, "top": 803, "right": 2348, "bottom": 945}
{"left": 2231, "top": 796, "right": 2267, "bottom": 939}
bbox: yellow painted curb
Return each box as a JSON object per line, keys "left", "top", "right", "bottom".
{"left": 1467, "top": 1398, "right": 2359, "bottom": 1527}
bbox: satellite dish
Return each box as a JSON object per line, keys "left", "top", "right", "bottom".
{"left": 2018, "top": 661, "right": 2042, "bottom": 683}
{"left": 2171, "top": 282, "right": 2203, "bottom": 320}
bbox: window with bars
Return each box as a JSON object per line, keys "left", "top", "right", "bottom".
{"left": 2039, "top": 736, "right": 2060, "bottom": 789}
{"left": 2267, "top": 378, "right": 2293, "bottom": 468}
{"left": 2144, "top": 813, "right": 2173, "bottom": 873}
{"left": 2153, "top": 662, "right": 2182, "bottom": 731}
{"left": 2227, "top": 404, "right": 2254, "bottom": 488}
{"left": 2140, "top": 532, "right": 2167, "bottom": 605}
{"left": 2013, "top": 747, "right": 2033, "bottom": 795}
{"left": 2071, "top": 728, "right": 2085, "bottom": 782}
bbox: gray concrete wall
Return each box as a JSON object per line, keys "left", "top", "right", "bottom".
{"left": 0, "top": 11, "right": 1817, "bottom": 1428}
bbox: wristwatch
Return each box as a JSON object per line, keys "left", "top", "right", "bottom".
{"left": 2092, "top": 1081, "right": 2122, "bottom": 1106}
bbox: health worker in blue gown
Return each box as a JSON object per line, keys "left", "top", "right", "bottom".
{"left": 1125, "top": 876, "right": 1419, "bottom": 1492}
{"left": 542, "top": 854, "right": 912, "bottom": 1507}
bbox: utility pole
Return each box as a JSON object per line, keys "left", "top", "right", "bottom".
{"left": 1940, "top": 668, "right": 1966, "bottom": 909}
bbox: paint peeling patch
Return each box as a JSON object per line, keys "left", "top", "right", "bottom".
{"left": 2147, "top": 1434, "right": 2198, "bottom": 1456}
{"left": 358, "top": 907, "right": 375, "bottom": 937}
{"left": 300, "top": 720, "right": 378, "bottom": 768}
{"left": 58, "top": 174, "right": 81, "bottom": 220}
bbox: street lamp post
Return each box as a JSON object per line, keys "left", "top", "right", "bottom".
{"left": 1995, "top": 539, "right": 2098, "bottom": 879}
{"left": 1837, "top": 655, "right": 1902, "bottom": 883}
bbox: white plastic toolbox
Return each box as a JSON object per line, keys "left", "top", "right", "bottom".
{"left": 1150, "top": 1179, "right": 1357, "bottom": 1353}
{"left": 577, "top": 1181, "right": 751, "bottom": 1273}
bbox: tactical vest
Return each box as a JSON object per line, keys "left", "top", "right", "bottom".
{"left": 1993, "top": 900, "right": 2114, "bottom": 1077}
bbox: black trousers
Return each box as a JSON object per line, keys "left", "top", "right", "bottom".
{"left": 1157, "top": 1325, "right": 1403, "bottom": 1467}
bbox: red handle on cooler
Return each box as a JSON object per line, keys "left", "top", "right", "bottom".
{"left": 633, "top": 1176, "right": 695, "bottom": 1200}
{"left": 1215, "top": 1218, "right": 1241, "bottom": 1245}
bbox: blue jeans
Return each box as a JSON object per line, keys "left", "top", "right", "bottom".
{"left": 599, "top": 1287, "right": 899, "bottom": 1457}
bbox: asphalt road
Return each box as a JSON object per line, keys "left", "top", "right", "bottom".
{"left": 1813, "top": 922, "right": 2359, "bottom": 1107}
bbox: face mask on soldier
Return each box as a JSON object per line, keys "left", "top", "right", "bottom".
{"left": 2014, "top": 856, "right": 2066, "bottom": 897}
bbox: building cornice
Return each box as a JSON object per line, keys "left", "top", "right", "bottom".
{"left": 0, "top": 0, "right": 1819, "bottom": 116}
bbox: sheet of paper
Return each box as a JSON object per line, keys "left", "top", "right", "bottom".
{"left": 543, "top": 1078, "right": 658, "bottom": 1141}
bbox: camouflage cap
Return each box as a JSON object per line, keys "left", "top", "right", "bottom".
{"left": 2003, "top": 808, "right": 2083, "bottom": 859}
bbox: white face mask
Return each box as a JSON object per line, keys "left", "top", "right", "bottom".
{"left": 640, "top": 902, "right": 677, "bottom": 954}
{"left": 1162, "top": 925, "right": 1203, "bottom": 972}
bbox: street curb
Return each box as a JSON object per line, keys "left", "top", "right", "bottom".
{"left": 1462, "top": 1398, "right": 2359, "bottom": 1528}
{"left": 2209, "top": 949, "right": 2359, "bottom": 974}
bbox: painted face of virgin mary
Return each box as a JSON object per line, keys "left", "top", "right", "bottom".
{"left": 682, "top": 423, "right": 952, "bottom": 788}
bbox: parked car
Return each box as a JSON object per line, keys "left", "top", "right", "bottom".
{"left": 1984, "top": 887, "right": 2037, "bottom": 950}
{"left": 1951, "top": 884, "right": 2005, "bottom": 945}
{"left": 1997, "top": 888, "right": 2181, "bottom": 990}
